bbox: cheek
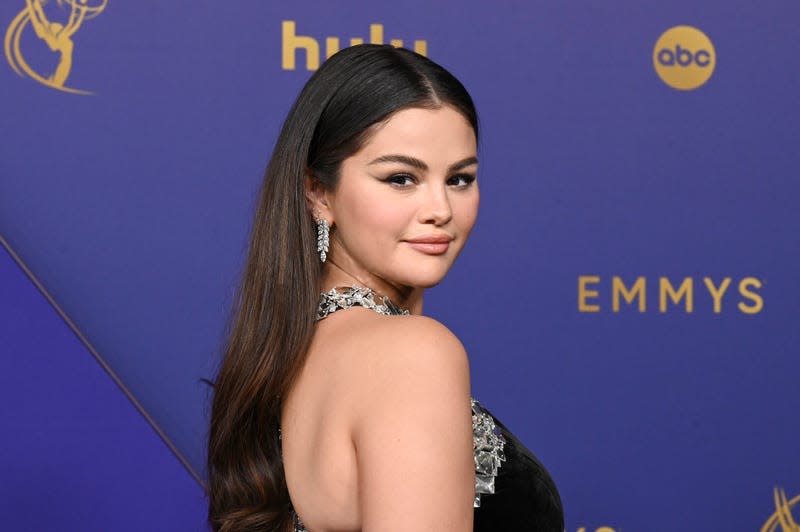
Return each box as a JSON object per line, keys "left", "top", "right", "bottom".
{"left": 337, "top": 187, "right": 412, "bottom": 241}
{"left": 372, "top": 201, "right": 415, "bottom": 236}
{"left": 455, "top": 192, "right": 480, "bottom": 232}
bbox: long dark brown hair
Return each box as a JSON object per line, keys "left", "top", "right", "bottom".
{"left": 207, "top": 44, "right": 478, "bottom": 531}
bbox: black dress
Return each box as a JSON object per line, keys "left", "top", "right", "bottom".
{"left": 471, "top": 400, "right": 564, "bottom": 531}
{"left": 290, "top": 286, "right": 564, "bottom": 531}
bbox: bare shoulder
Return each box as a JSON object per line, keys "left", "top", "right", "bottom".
{"left": 337, "top": 312, "right": 474, "bottom": 529}
{"left": 341, "top": 313, "right": 471, "bottom": 404}
{"left": 371, "top": 313, "right": 468, "bottom": 356}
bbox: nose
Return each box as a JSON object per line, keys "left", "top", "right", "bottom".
{"left": 418, "top": 183, "right": 452, "bottom": 226}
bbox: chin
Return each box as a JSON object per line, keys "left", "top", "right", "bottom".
{"left": 397, "top": 267, "right": 451, "bottom": 289}
{"left": 412, "top": 278, "right": 446, "bottom": 289}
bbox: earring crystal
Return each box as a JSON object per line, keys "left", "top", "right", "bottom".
{"left": 316, "top": 218, "right": 330, "bottom": 263}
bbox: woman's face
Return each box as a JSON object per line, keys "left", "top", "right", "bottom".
{"left": 315, "top": 104, "right": 479, "bottom": 294}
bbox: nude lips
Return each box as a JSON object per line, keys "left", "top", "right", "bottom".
{"left": 404, "top": 239, "right": 451, "bottom": 255}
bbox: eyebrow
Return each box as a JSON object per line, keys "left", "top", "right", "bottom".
{"left": 367, "top": 154, "right": 478, "bottom": 173}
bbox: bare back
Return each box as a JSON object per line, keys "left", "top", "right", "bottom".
{"left": 280, "top": 305, "right": 474, "bottom": 531}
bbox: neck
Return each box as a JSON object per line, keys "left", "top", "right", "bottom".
{"left": 320, "top": 259, "right": 424, "bottom": 315}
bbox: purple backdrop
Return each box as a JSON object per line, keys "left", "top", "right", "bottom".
{"left": 1, "top": 1, "right": 798, "bottom": 530}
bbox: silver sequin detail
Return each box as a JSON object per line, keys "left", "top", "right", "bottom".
{"left": 316, "top": 285, "right": 411, "bottom": 320}
{"left": 293, "top": 510, "right": 309, "bottom": 532}
{"left": 471, "top": 398, "right": 507, "bottom": 507}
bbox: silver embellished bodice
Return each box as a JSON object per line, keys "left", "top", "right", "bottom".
{"left": 291, "top": 286, "right": 506, "bottom": 532}
{"left": 317, "top": 285, "right": 411, "bottom": 319}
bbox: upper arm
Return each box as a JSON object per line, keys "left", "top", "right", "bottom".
{"left": 352, "top": 317, "right": 474, "bottom": 531}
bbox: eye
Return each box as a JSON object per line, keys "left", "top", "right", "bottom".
{"left": 383, "top": 173, "right": 416, "bottom": 187}
{"left": 447, "top": 173, "right": 477, "bottom": 188}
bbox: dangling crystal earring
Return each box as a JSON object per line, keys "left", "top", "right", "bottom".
{"left": 316, "top": 218, "right": 330, "bottom": 263}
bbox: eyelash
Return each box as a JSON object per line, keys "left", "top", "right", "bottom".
{"left": 383, "top": 173, "right": 476, "bottom": 188}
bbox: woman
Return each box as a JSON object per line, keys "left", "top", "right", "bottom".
{"left": 207, "top": 44, "right": 564, "bottom": 531}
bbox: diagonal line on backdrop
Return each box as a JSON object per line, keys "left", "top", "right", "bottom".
{"left": 0, "top": 232, "right": 207, "bottom": 491}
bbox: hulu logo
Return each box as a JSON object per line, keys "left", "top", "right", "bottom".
{"left": 282, "top": 20, "right": 428, "bottom": 71}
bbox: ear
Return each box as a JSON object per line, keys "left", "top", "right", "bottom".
{"left": 304, "top": 173, "right": 334, "bottom": 223}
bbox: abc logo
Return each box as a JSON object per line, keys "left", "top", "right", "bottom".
{"left": 653, "top": 25, "right": 716, "bottom": 90}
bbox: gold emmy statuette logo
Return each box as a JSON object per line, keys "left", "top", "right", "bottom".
{"left": 4, "top": 0, "right": 107, "bottom": 94}
{"left": 762, "top": 487, "right": 800, "bottom": 532}
{"left": 653, "top": 25, "right": 715, "bottom": 90}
